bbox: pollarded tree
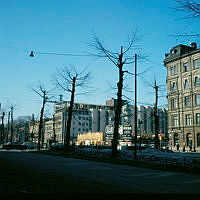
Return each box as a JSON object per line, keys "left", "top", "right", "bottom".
{"left": 31, "top": 84, "right": 55, "bottom": 150}
{"left": 172, "top": 0, "right": 200, "bottom": 38}
{"left": 175, "top": 0, "right": 200, "bottom": 18}
{"left": 90, "top": 32, "right": 141, "bottom": 158}
{"left": 53, "top": 65, "right": 92, "bottom": 152}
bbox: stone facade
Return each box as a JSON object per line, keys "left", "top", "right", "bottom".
{"left": 164, "top": 43, "right": 200, "bottom": 152}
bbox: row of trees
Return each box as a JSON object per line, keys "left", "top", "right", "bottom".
{"left": 32, "top": 33, "right": 145, "bottom": 158}
{"left": 0, "top": 103, "right": 15, "bottom": 145}
{"left": 31, "top": 0, "right": 200, "bottom": 157}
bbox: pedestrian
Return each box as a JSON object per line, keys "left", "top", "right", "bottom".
{"left": 176, "top": 143, "right": 179, "bottom": 151}
{"left": 183, "top": 145, "right": 185, "bottom": 152}
{"left": 189, "top": 145, "right": 192, "bottom": 152}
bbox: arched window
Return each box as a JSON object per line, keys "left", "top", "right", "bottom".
{"left": 174, "top": 133, "right": 179, "bottom": 146}
{"left": 186, "top": 133, "right": 192, "bottom": 146}
{"left": 197, "top": 133, "right": 200, "bottom": 147}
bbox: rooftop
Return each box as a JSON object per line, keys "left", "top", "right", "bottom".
{"left": 163, "top": 42, "right": 200, "bottom": 65}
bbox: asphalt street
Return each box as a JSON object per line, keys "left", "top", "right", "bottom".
{"left": 0, "top": 151, "right": 200, "bottom": 193}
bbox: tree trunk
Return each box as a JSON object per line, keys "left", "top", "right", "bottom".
{"left": 37, "top": 92, "right": 46, "bottom": 150}
{"left": 65, "top": 77, "right": 76, "bottom": 152}
{"left": 112, "top": 47, "right": 123, "bottom": 158}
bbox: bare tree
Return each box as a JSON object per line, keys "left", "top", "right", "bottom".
{"left": 53, "top": 65, "right": 92, "bottom": 152}
{"left": 171, "top": 0, "right": 200, "bottom": 38}
{"left": 90, "top": 32, "right": 140, "bottom": 158}
{"left": 4, "top": 101, "right": 17, "bottom": 143}
{"left": 31, "top": 84, "right": 55, "bottom": 150}
{"left": 175, "top": 0, "right": 200, "bottom": 18}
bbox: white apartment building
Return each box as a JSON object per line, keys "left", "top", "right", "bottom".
{"left": 52, "top": 100, "right": 114, "bottom": 143}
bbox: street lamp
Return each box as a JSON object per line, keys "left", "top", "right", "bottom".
{"left": 30, "top": 51, "right": 34, "bottom": 57}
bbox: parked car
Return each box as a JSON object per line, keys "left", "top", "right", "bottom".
{"left": 21, "top": 142, "right": 37, "bottom": 150}
{"left": 1, "top": 142, "right": 24, "bottom": 150}
{"left": 49, "top": 143, "right": 64, "bottom": 151}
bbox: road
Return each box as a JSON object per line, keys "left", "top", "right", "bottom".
{"left": 0, "top": 151, "right": 200, "bottom": 193}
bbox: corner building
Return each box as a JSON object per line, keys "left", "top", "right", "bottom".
{"left": 164, "top": 43, "right": 200, "bottom": 152}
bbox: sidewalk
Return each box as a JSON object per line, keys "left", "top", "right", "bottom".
{"left": 31, "top": 148, "right": 200, "bottom": 175}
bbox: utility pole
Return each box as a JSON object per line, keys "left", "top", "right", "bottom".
{"left": 112, "top": 46, "right": 124, "bottom": 158}
{"left": 10, "top": 106, "right": 14, "bottom": 142}
{"left": 154, "top": 80, "right": 159, "bottom": 149}
{"left": 0, "top": 112, "right": 5, "bottom": 144}
{"left": 134, "top": 54, "right": 138, "bottom": 159}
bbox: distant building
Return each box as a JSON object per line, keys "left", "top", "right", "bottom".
{"left": 44, "top": 118, "right": 54, "bottom": 145}
{"left": 164, "top": 42, "right": 200, "bottom": 152}
{"left": 29, "top": 120, "right": 40, "bottom": 143}
{"left": 13, "top": 116, "right": 32, "bottom": 143}
{"left": 121, "top": 104, "right": 168, "bottom": 136}
{"left": 52, "top": 100, "right": 115, "bottom": 143}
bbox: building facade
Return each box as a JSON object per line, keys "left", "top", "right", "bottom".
{"left": 121, "top": 104, "right": 168, "bottom": 137}
{"left": 52, "top": 100, "right": 115, "bottom": 143}
{"left": 164, "top": 42, "right": 200, "bottom": 152}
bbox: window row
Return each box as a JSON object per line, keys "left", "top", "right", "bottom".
{"left": 78, "top": 128, "right": 91, "bottom": 132}
{"left": 169, "top": 58, "right": 200, "bottom": 75}
{"left": 170, "top": 94, "right": 200, "bottom": 109}
{"left": 171, "top": 113, "right": 200, "bottom": 127}
{"left": 77, "top": 116, "right": 91, "bottom": 120}
{"left": 170, "top": 77, "right": 200, "bottom": 92}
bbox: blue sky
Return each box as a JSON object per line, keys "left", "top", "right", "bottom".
{"left": 1, "top": 0, "right": 200, "bottom": 119}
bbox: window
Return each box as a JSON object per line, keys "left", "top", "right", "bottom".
{"left": 185, "top": 96, "right": 191, "bottom": 107}
{"left": 171, "top": 98, "right": 177, "bottom": 109}
{"left": 196, "top": 113, "right": 200, "bottom": 125}
{"left": 172, "top": 115, "right": 178, "bottom": 127}
{"left": 186, "top": 133, "right": 192, "bottom": 146}
{"left": 183, "top": 62, "right": 189, "bottom": 72}
{"left": 171, "top": 81, "right": 177, "bottom": 92}
{"left": 184, "top": 79, "right": 190, "bottom": 89}
{"left": 170, "top": 65, "right": 177, "bottom": 75}
{"left": 194, "top": 76, "right": 200, "bottom": 87}
{"left": 193, "top": 59, "right": 200, "bottom": 69}
{"left": 79, "top": 116, "right": 81, "bottom": 120}
{"left": 195, "top": 94, "right": 200, "bottom": 105}
{"left": 185, "top": 114, "right": 192, "bottom": 126}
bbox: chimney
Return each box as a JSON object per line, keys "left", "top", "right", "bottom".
{"left": 59, "top": 95, "right": 63, "bottom": 102}
{"left": 190, "top": 42, "right": 197, "bottom": 49}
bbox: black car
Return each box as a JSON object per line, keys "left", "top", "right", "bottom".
{"left": 49, "top": 143, "right": 65, "bottom": 151}
{"left": 21, "top": 142, "right": 37, "bottom": 150}
{"left": 1, "top": 142, "right": 25, "bottom": 150}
